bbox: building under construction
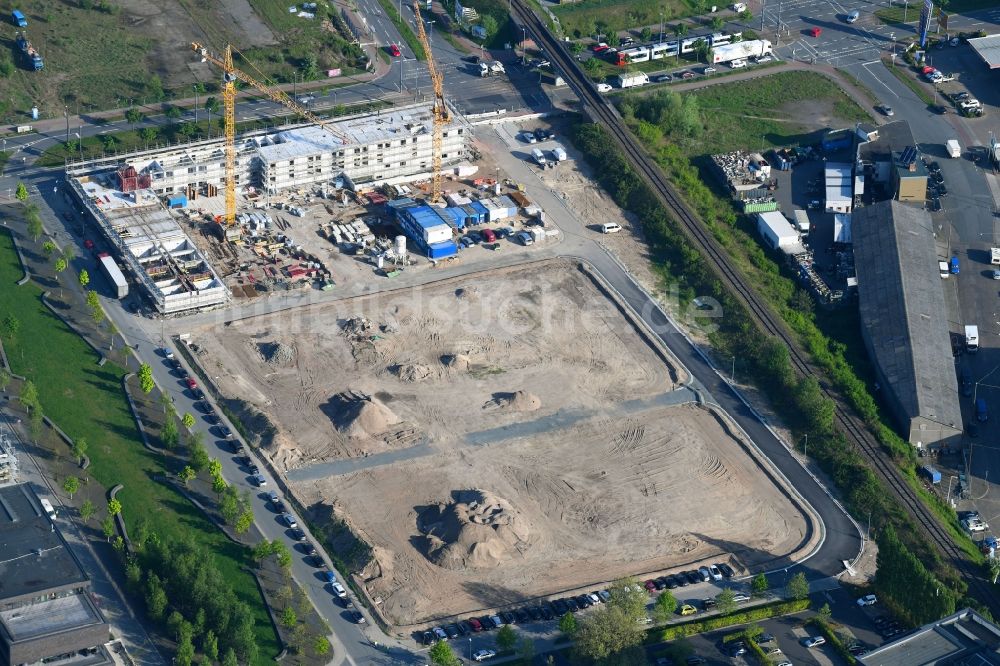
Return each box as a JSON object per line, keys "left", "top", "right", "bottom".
{"left": 116, "top": 102, "right": 469, "bottom": 199}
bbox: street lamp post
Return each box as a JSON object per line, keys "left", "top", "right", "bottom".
{"left": 64, "top": 106, "right": 70, "bottom": 146}
{"left": 193, "top": 85, "right": 199, "bottom": 124}
{"left": 522, "top": 27, "right": 527, "bottom": 65}
{"left": 802, "top": 433, "right": 808, "bottom": 458}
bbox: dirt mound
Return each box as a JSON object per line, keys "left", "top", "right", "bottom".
{"left": 483, "top": 390, "right": 541, "bottom": 412}
{"left": 332, "top": 394, "right": 402, "bottom": 438}
{"left": 417, "top": 490, "right": 532, "bottom": 571}
{"left": 394, "top": 363, "right": 432, "bottom": 383}
{"left": 441, "top": 354, "right": 471, "bottom": 371}
{"left": 257, "top": 341, "right": 295, "bottom": 365}
{"left": 342, "top": 316, "right": 376, "bottom": 338}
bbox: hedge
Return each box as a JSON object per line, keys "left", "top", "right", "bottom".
{"left": 807, "top": 617, "right": 857, "bottom": 665}
{"left": 651, "top": 599, "right": 810, "bottom": 642}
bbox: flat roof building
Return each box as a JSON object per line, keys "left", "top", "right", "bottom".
{"left": 859, "top": 607, "right": 1000, "bottom": 665}
{"left": 852, "top": 200, "right": 963, "bottom": 448}
{"left": 0, "top": 484, "right": 110, "bottom": 665}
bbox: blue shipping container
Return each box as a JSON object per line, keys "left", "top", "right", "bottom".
{"left": 427, "top": 240, "right": 458, "bottom": 260}
{"left": 919, "top": 465, "right": 941, "bottom": 485}
{"left": 167, "top": 194, "right": 188, "bottom": 208}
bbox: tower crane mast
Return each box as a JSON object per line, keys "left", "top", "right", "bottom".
{"left": 412, "top": 1, "right": 448, "bottom": 203}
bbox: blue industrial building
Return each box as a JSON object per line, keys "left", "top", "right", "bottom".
{"left": 386, "top": 200, "right": 458, "bottom": 260}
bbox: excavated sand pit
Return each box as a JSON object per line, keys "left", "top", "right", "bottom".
{"left": 195, "top": 260, "right": 810, "bottom": 626}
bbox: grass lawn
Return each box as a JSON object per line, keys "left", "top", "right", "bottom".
{"left": 683, "top": 70, "right": 869, "bottom": 153}
{"left": 0, "top": 230, "right": 280, "bottom": 664}
{"left": 552, "top": 0, "right": 701, "bottom": 39}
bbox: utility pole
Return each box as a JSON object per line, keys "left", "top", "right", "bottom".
{"left": 802, "top": 433, "right": 808, "bottom": 457}
{"left": 194, "top": 85, "right": 199, "bottom": 124}
{"left": 64, "top": 106, "right": 70, "bottom": 146}
{"left": 761, "top": 0, "right": 766, "bottom": 31}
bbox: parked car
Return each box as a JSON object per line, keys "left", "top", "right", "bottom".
{"left": 565, "top": 597, "right": 580, "bottom": 612}
{"left": 350, "top": 610, "right": 365, "bottom": 624}
{"left": 421, "top": 630, "right": 435, "bottom": 645}
{"left": 730, "top": 58, "right": 746, "bottom": 68}
{"left": 717, "top": 563, "right": 735, "bottom": 577}
{"left": 665, "top": 575, "right": 680, "bottom": 589}
{"left": 444, "top": 624, "right": 460, "bottom": 639}
{"left": 645, "top": 579, "right": 658, "bottom": 592}
{"left": 655, "top": 74, "right": 673, "bottom": 82}
{"left": 251, "top": 474, "right": 266, "bottom": 487}
{"left": 803, "top": 636, "right": 827, "bottom": 648}
{"left": 703, "top": 66, "right": 717, "bottom": 74}
{"left": 323, "top": 570, "right": 337, "bottom": 584}
{"left": 489, "top": 615, "right": 503, "bottom": 629}
{"left": 331, "top": 582, "right": 347, "bottom": 598}
{"left": 520, "top": 131, "right": 537, "bottom": 144}
{"left": 679, "top": 604, "right": 698, "bottom": 616}
{"left": 697, "top": 566, "right": 712, "bottom": 582}
{"left": 481, "top": 228, "right": 497, "bottom": 243}
{"left": 857, "top": 594, "right": 878, "bottom": 606}
{"left": 478, "top": 615, "right": 494, "bottom": 630}
{"left": 597, "top": 590, "right": 611, "bottom": 602}
{"left": 186, "top": 377, "right": 198, "bottom": 390}
{"left": 877, "top": 104, "right": 894, "bottom": 116}
{"left": 708, "top": 565, "right": 723, "bottom": 581}
{"left": 433, "top": 627, "right": 448, "bottom": 641}
{"left": 473, "top": 649, "right": 497, "bottom": 662}
{"left": 756, "top": 55, "right": 774, "bottom": 63}
{"left": 684, "top": 570, "right": 701, "bottom": 584}
{"left": 282, "top": 513, "right": 297, "bottom": 528}
{"left": 516, "top": 231, "right": 534, "bottom": 246}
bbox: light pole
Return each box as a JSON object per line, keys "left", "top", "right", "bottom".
{"left": 660, "top": 12, "right": 664, "bottom": 43}
{"left": 522, "top": 27, "right": 527, "bottom": 65}
{"left": 193, "top": 85, "right": 199, "bottom": 124}
{"left": 468, "top": 638, "right": 472, "bottom": 661}
{"left": 802, "top": 433, "right": 808, "bottom": 458}
{"left": 64, "top": 106, "right": 70, "bottom": 146}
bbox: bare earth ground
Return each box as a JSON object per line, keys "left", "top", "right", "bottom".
{"left": 196, "top": 260, "right": 809, "bottom": 627}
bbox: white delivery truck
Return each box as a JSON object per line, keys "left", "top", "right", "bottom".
{"left": 711, "top": 39, "right": 772, "bottom": 64}
{"left": 947, "top": 139, "right": 961, "bottom": 158}
{"left": 991, "top": 247, "right": 1000, "bottom": 265}
{"left": 616, "top": 72, "right": 649, "bottom": 88}
{"left": 966, "top": 325, "right": 980, "bottom": 352}
{"left": 97, "top": 252, "right": 128, "bottom": 298}
{"left": 550, "top": 146, "right": 567, "bottom": 162}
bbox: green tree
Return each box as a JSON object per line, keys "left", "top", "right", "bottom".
{"left": 102, "top": 134, "right": 118, "bottom": 151}
{"left": 161, "top": 417, "right": 179, "bottom": 449}
{"left": 222, "top": 648, "right": 238, "bottom": 666}
{"left": 785, "top": 572, "right": 809, "bottom": 601}
{"left": 710, "top": 16, "right": 724, "bottom": 29}
{"left": 574, "top": 604, "right": 645, "bottom": 662}
{"left": 15, "top": 182, "right": 28, "bottom": 202}
{"left": 54, "top": 257, "right": 67, "bottom": 273}
{"left": 204, "top": 96, "right": 220, "bottom": 114}
{"left": 144, "top": 574, "right": 168, "bottom": 620}
{"left": 674, "top": 23, "right": 688, "bottom": 36}
{"left": 165, "top": 105, "right": 183, "bottom": 120}
{"left": 108, "top": 497, "right": 122, "bottom": 516}
{"left": 208, "top": 458, "right": 222, "bottom": 477}
{"left": 175, "top": 633, "right": 195, "bottom": 666}
{"left": 429, "top": 640, "right": 461, "bottom": 666}
{"left": 235, "top": 508, "right": 254, "bottom": 534}
{"left": 26, "top": 213, "right": 43, "bottom": 241}
{"left": 80, "top": 499, "right": 95, "bottom": 522}
{"left": 876, "top": 525, "right": 956, "bottom": 625}
{"left": 818, "top": 602, "right": 832, "bottom": 621}
{"left": 607, "top": 577, "right": 647, "bottom": 620}
{"left": 571, "top": 41, "right": 585, "bottom": 54}
{"left": 42, "top": 241, "right": 57, "bottom": 256}
{"left": 182, "top": 412, "right": 196, "bottom": 428}
{"left": 313, "top": 635, "right": 331, "bottom": 656}
{"left": 61, "top": 244, "right": 75, "bottom": 262}
{"left": 146, "top": 73, "right": 164, "bottom": 100}
{"left": 584, "top": 57, "right": 602, "bottom": 74}
{"left": 63, "top": 475, "right": 80, "bottom": 499}
{"left": 558, "top": 611, "right": 577, "bottom": 636}
{"left": 652, "top": 589, "right": 677, "bottom": 623}
{"left": 125, "top": 107, "right": 143, "bottom": 129}
{"left": 738, "top": 9, "right": 753, "bottom": 21}
{"left": 85, "top": 290, "right": 100, "bottom": 310}
{"left": 101, "top": 516, "right": 116, "bottom": 541}
{"left": 179, "top": 122, "right": 198, "bottom": 138}
{"left": 480, "top": 14, "right": 498, "bottom": 39}
{"left": 202, "top": 630, "right": 219, "bottom": 662}
{"left": 140, "top": 126, "right": 157, "bottom": 148}
{"left": 0, "top": 52, "right": 13, "bottom": 78}
{"left": 0, "top": 369, "right": 9, "bottom": 393}
{"left": 158, "top": 391, "right": 173, "bottom": 414}
{"left": 1, "top": 315, "right": 20, "bottom": 342}
{"left": 640, "top": 26, "right": 652, "bottom": 41}
{"left": 19, "top": 379, "right": 40, "bottom": 413}
{"left": 496, "top": 624, "right": 517, "bottom": 652}
{"left": 78, "top": 269, "right": 90, "bottom": 287}
{"left": 190, "top": 439, "right": 210, "bottom": 472}
{"left": 518, "top": 636, "right": 536, "bottom": 663}
{"left": 138, "top": 363, "right": 155, "bottom": 394}
{"left": 693, "top": 38, "right": 710, "bottom": 63}
{"left": 751, "top": 572, "right": 769, "bottom": 597}
{"left": 212, "top": 473, "right": 228, "bottom": 495}
{"left": 716, "top": 587, "right": 737, "bottom": 615}
{"left": 178, "top": 466, "right": 196, "bottom": 485}
{"left": 220, "top": 487, "right": 242, "bottom": 524}
{"left": 276, "top": 547, "right": 292, "bottom": 571}
{"left": 281, "top": 605, "right": 297, "bottom": 628}
{"left": 252, "top": 539, "right": 275, "bottom": 561}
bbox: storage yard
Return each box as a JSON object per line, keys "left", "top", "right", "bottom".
{"left": 193, "top": 260, "right": 810, "bottom": 627}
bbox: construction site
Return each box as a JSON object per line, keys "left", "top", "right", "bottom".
{"left": 191, "top": 260, "right": 813, "bottom": 627}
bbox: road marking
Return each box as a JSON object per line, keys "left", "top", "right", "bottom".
{"left": 862, "top": 62, "right": 900, "bottom": 97}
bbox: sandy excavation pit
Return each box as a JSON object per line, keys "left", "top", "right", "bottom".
{"left": 196, "top": 260, "right": 810, "bottom": 626}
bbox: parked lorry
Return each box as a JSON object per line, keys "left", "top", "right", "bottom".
{"left": 711, "top": 39, "right": 772, "bottom": 64}
{"left": 98, "top": 252, "right": 129, "bottom": 298}
{"left": 966, "top": 324, "right": 980, "bottom": 352}
{"left": 919, "top": 465, "right": 942, "bottom": 485}
{"left": 991, "top": 247, "right": 1000, "bottom": 265}
{"left": 479, "top": 61, "right": 505, "bottom": 77}
{"left": 947, "top": 139, "right": 961, "bottom": 158}
{"left": 15, "top": 31, "right": 42, "bottom": 70}
{"left": 531, "top": 148, "right": 547, "bottom": 166}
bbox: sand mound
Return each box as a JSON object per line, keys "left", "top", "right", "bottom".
{"left": 417, "top": 490, "right": 532, "bottom": 570}
{"left": 333, "top": 395, "right": 402, "bottom": 438}
{"left": 257, "top": 341, "right": 295, "bottom": 365}
{"left": 483, "top": 390, "right": 541, "bottom": 412}
{"left": 394, "top": 363, "right": 432, "bottom": 383}
{"left": 441, "top": 354, "right": 471, "bottom": 371}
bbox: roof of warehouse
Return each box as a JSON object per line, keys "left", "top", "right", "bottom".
{"left": 757, "top": 211, "right": 798, "bottom": 239}
{"left": 969, "top": 34, "right": 1000, "bottom": 68}
{"left": 0, "top": 484, "right": 89, "bottom": 603}
{"left": 852, "top": 200, "right": 962, "bottom": 432}
{"left": 859, "top": 608, "right": 1000, "bottom": 666}
{"left": 257, "top": 103, "right": 450, "bottom": 162}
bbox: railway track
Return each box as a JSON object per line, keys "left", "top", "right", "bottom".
{"left": 508, "top": 0, "right": 998, "bottom": 611}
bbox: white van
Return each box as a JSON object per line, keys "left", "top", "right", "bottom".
{"left": 40, "top": 498, "right": 57, "bottom": 520}
{"left": 846, "top": 10, "right": 859, "bottom": 22}
{"left": 732, "top": 2, "right": 747, "bottom": 11}
{"left": 601, "top": 222, "right": 623, "bottom": 234}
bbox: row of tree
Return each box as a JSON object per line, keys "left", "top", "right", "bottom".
{"left": 876, "top": 526, "right": 956, "bottom": 625}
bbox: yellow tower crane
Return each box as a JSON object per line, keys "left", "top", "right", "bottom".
{"left": 411, "top": 1, "right": 449, "bottom": 203}
{"left": 191, "top": 43, "right": 351, "bottom": 234}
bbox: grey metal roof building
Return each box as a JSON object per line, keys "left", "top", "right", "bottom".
{"left": 859, "top": 608, "right": 1000, "bottom": 665}
{"left": 852, "top": 200, "right": 963, "bottom": 448}
{"left": 0, "top": 484, "right": 110, "bottom": 666}
{"left": 968, "top": 34, "right": 1000, "bottom": 69}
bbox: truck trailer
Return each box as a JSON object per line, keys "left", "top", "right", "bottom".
{"left": 991, "top": 247, "right": 1000, "bottom": 265}
{"left": 947, "top": 139, "right": 961, "bottom": 158}
{"left": 711, "top": 39, "right": 772, "bottom": 64}
{"left": 98, "top": 253, "right": 129, "bottom": 298}
{"left": 616, "top": 72, "right": 649, "bottom": 88}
